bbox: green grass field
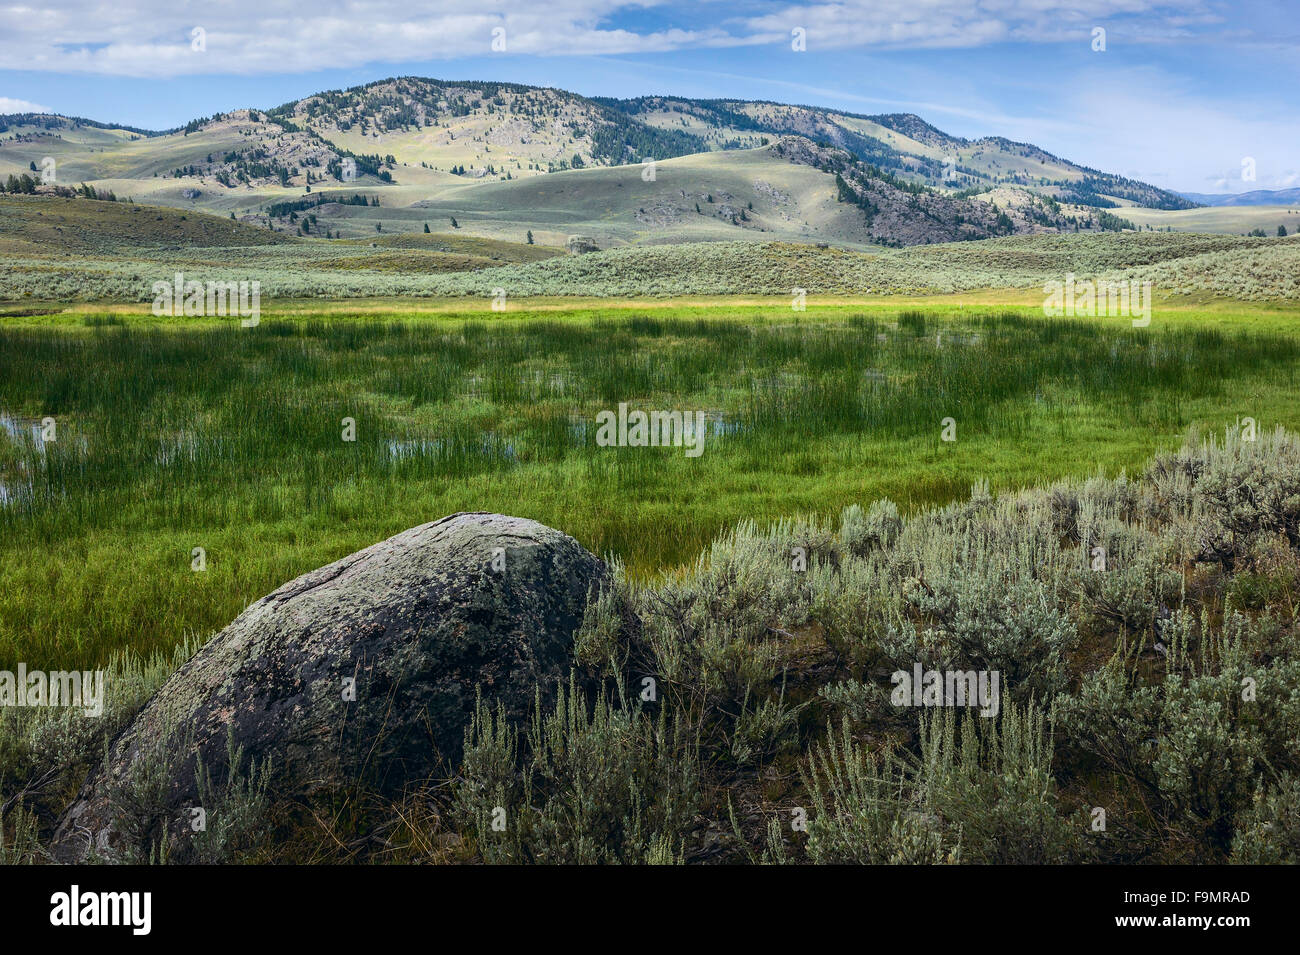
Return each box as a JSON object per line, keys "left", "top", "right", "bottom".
{"left": 3, "top": 301, "right": 1299, "bottom": 669}
{"left": 1121, "top": 203, "right": 1300, "bottom": 236}
{"left": 4, "top": 201, "right": 1300, "bottom": 865}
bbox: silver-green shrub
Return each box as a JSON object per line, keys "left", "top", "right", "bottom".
{"left": 455, "top": 678, "right": 699, "bottom": 864}
{"left": 804, "top": 702, "right": 1077, "bottom": 864}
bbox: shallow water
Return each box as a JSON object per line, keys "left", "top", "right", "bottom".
{"left": 0, "top": 412, "right": 48, "bottom": 450}
{"left": 0, "top": 412, "right": 46, "bottom": 506}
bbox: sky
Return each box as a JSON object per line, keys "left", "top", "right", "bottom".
{"left": 0, "top": 1, "right": 1296, "bottom": 195}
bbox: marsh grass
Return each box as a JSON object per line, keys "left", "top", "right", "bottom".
{"left": 1, "top": 308, "right": 1298, "bottom": 667}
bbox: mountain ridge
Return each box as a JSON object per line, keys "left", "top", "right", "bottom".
{"left": 1, "top": 75, "right": 1192, "bottom": 210}
{"left": 1178, "top": 187, "right": 1300, "bottom": 207}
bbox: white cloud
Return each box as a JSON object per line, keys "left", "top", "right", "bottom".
{"left": 718, "top": 1, "right": 1224, "bottom": 52}
{"left": 0, "top": 2, "right": 749, "bottom": 78}
{"left": 0, "top": 96, "right": 52, "bottom": 113}
{"left": 0, "top": 0, "right": 1249, "bottom": 77}
{"left": 1031, "top": 65, "right": 1300, "bottom": 193}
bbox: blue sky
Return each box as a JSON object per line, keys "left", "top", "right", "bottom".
{"left": 1, "top": 1, "right": 1296, "bottom": 194}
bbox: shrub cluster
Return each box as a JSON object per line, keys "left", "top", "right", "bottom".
{"left": 4, "top": 425, "right": 1299, "bottom": 863}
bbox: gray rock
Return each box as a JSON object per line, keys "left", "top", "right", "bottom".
{"left": 52, "top": 512, "right": 605, "bottom": 862}
{"left": 566, "top": 235, "right": 600, "bottom": 254}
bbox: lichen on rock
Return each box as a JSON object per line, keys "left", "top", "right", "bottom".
{"left": 51, "top": 512, "right": 606, "bottom": 862}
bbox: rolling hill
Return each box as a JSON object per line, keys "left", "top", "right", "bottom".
{"left": 0, "top": 73, "right": 1250, "bottom": 255}
{"left": 601, "top": 95, "right": 1195, "bottom": 208}
{"left": 1178, "top": 187, "right": 1300, "bottom": 207}
{"left": 2, "top": 190, "right": 1296, "bottom": 306}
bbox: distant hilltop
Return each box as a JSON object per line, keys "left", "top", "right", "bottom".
{"left": 1177, "top": 187, "right": 1300, "bottom": 207}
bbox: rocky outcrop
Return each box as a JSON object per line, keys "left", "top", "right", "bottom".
{"left": 567, "top": 235, "right": 600, "bottom": 254}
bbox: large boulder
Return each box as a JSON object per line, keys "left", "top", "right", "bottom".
{"left": 566, "top": 234, "right": 600, "bottom": 254}
{"left": 52, "top": 512, "right": 606, "bottom": 862}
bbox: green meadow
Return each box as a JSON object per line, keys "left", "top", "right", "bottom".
{"left": 2, "top": 302, "right": 1299, "bottom": 669}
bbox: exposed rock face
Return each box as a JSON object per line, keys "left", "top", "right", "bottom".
{"left": 767, "top": 135, "right": 1108, "bottom": 246}
{"left": 567, "top": 234, "right": 600, "bottom": 254}
{"left": 52, "top": 512, "right": 606, "bottom": 862}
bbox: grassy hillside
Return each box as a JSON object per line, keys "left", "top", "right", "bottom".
{"left": 284, "top": 78, "right": 704, "bottom": 175}
{"left": 316, "top": 232, "right": 563, "bottom": 273}
{"left": 408, "top": 232, "right": 1298, "bottom": 301}
{"left": 0, "top": 115, "right": 155, "bottom": 184}
{"left": 6, "top": 75, "right": 1233, "bottom": 255}
{"left": 606, "top": 96, "right": 1195, "bottom": 208}
{"left": 397, "top": 145, "right": 859, "bottom": 247}
{"left": 1122, "top": 203, "right": 1300, "bottom": 236}
{"left": 3, "top": 195, "right": 1297, "bottom": 303}
{"left": 0, "top": 193, "right": 289, "bottom": 257}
